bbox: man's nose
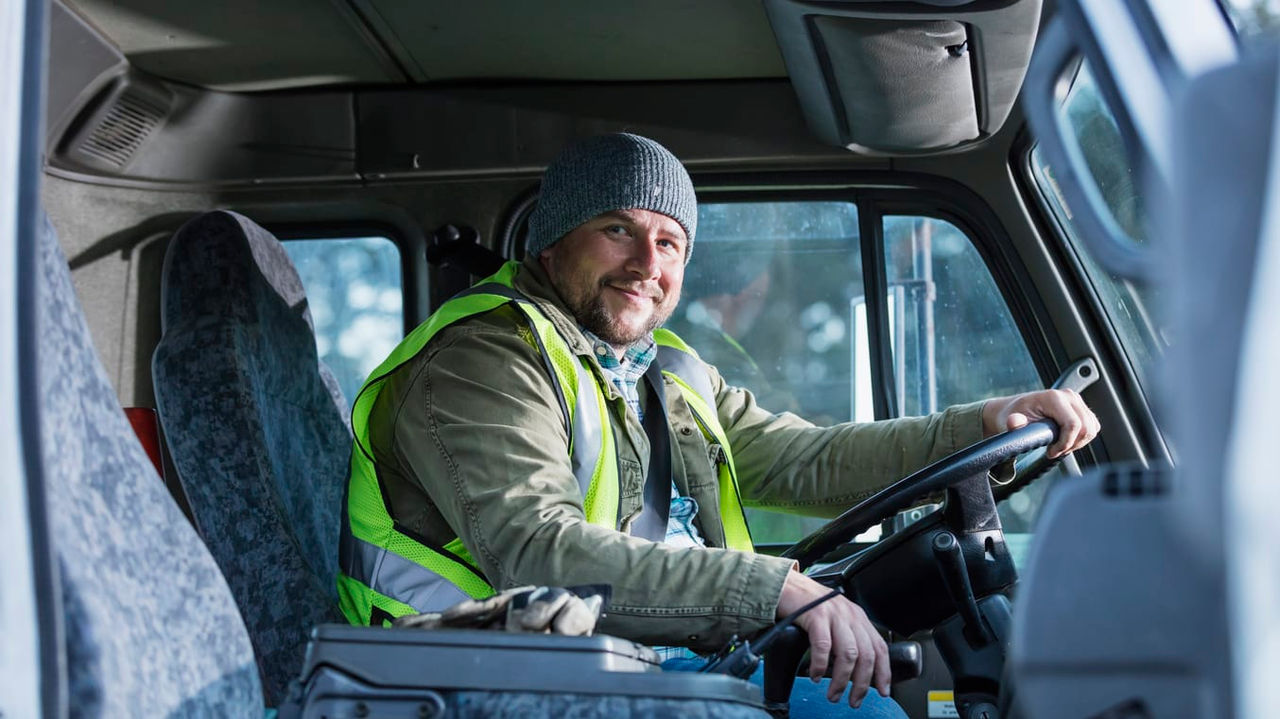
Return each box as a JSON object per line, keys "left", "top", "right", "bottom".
{"left": 624, "top": 235, "right": 662, "bottom": 278}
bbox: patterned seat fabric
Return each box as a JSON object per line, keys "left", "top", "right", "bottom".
{"left": 153, "top": 210, "right": 352, "bottom": 704}
{"left": 37, "top": 213, "right": 263, "bottom": 716}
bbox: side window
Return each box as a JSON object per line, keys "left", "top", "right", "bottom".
{"left": 671, "top": 203, "right": 1043, "bottom": 547}
{"left": 282, "top": 236, "right": 404, "bottom": 404}
{"left": 675, "top": 201, "right": 863, "bottom": 421}
{"left": 668, "top": 201, "right": 863, "bottom": 545}
{"left": 882, "top": 216, "right": 1040, "bottom": 415}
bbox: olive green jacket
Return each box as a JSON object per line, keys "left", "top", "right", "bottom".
{"left": 364, "top": 256, "right": 988, "bottom": 652}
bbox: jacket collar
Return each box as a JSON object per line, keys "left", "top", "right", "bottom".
{"left": 510, "top": 254, "right": 598, "bottom": 359}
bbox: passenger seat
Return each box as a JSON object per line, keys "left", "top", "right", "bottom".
{"left": 152, "top": 210, "right": 351, "bottom": 704}
{"left": 35, "top": 212, "right": 263, "bottom": 715}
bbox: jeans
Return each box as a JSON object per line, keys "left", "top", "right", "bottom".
{"left": 661, "top": 657, "right": 908, "bottom": 719}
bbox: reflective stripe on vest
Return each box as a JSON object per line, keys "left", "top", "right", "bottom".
{"left": 654, "top": 329, "right": 754, "bottom": 553}
{"left": 339, "top": 262, "right": 750, "bottom": 624}
{"left": 340, "top": 530, "right": 471, "bottom": 614}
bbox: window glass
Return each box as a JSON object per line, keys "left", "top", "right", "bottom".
{"left": 676, "top": 202, "right": 865, "bottom": 423}
{"left": 282, "top": 236, "right": 403, "bottom": 404}
{"left": 1060, "top": 63, "right": 1147, "bottom": 246}
{"left": 882, "top": 216, "right": 1040, "bottom": 416}
{"left": 667, "top": 201, "right": 863, "bottom": 544}
{"left": 1029, "top": 66, "right": 1167, "bottom": 386}
{"left": 882, "top": 216, "right": 1046, "bottom": 564}
{"left": 1220, "top": 0, "right": 1280, "bottom": 40}
{"left": 670, "top": 204, "right": 1043, "bottom": 548}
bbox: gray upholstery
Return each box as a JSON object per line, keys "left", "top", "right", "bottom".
{"left": 153, "top": 210, "right": 351, "bottom": 704}
{"left": 37, "top": 212, "right": 263, "bottom": 717}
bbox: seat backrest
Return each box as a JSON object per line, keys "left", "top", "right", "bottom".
{"left": 37, "top": 212, "right": 263, "bottom": 716}
{"left": 1010, "top": 43, "right": 1275, "bottom": 719}
{"left": 152, "top": 210, "right": 352, "bottom": 703}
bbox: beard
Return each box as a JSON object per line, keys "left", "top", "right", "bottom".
{"left": 552, "top": 270, "right": 679, "bottom": 347}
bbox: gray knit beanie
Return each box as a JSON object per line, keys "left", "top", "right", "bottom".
{"left": 526, "top": 133, "right": 697, "bottom": 262}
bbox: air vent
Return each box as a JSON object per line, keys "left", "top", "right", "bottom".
{"left": 55, "top": 74, "right": 173, "bottom": 176}
{"left": 79, "top": 92, "right": 162, "bottom": 168}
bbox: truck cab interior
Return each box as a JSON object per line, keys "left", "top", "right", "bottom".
{"left": 4, "top": 0, "right": 1273, "bottom": 717}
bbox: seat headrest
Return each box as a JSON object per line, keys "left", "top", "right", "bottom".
{"left": 160, "top": 210, "right": 314, "bottom": 334}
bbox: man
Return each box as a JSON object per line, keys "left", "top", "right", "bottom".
{"left": 338, "top": 133, "right": 1099, "bottom": 712}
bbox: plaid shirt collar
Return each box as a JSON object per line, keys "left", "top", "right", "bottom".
{"left": 583, "top": 330, "right": 656, "bottom": 421}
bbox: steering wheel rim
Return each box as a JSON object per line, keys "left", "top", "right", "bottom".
{"left": 782, "top": 420, "right": 1060, "bottom": 570}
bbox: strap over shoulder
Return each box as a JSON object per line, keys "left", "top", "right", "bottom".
{"left": 653, "top": 327, "right": 716, "bottom": 411}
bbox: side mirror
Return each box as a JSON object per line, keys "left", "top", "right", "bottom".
{"left": 1022, "top": 0, "right": 1235, "bottom": 281}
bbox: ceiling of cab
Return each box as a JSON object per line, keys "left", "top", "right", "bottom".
{"left": 64, "top": 0, "right": 789, "bottom": 92}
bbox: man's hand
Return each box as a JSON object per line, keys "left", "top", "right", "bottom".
{"left": 776, "top": 570, "right": 889, "bottom": 708}
{"left": 981, "top": 389, "right": 1100, "bottom": 458}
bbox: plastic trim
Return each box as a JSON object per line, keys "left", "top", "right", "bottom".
{"left": 859, "top": 199, "right": 899, "bottom": 419}
{"left": 296, "top": 626, "right": 763, "bottom": 704}
{"left": 4, "top": 0, "right": 65, "bottom": 716}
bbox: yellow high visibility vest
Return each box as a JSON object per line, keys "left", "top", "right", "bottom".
{"left": 337, "top": 261, "right": 753, "bottom": 626}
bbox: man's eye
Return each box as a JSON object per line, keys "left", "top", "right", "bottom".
{"left": 605, "top": 224, "right": 628, "bottom": 235}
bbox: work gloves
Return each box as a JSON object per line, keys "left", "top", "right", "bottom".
{"left": 393, "top": 585, "right": 609, "bottom": 637}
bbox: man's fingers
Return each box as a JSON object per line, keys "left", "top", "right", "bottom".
{"left": 846, "top": 623, "right": 875, "bottom": 707}
{"left": 1072, "top": 390, "right": 1101, "bottom": 452}
{"left": 872, "top": 632, "right": 891, "bottom": 697}
{"left": 780, "top": 576, "right": 890, "bottom": 706}
{"left": 1059, "top": 392, "right": 1086, "bottom": 456}
{"left": 993, "top": 388, "right": 1103, "bottom": 456}
{"left": 1004, "top": 411, "right": 1030, "bottom": 431}
{"left": 1054, "top": 388, "right": 1100, "bottom": 456}
{"left": 824, "top": 621, "right": 858, "bottom": 701}
{"left": 807, "top": 622, "right": 833, "bottom": 683}
{"left": 1037, "top": 389, "right": 1084, "bottom": 457}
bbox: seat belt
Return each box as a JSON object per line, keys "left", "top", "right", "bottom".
{"left": 630, "top": 361, "right": 673, "bottom": 542}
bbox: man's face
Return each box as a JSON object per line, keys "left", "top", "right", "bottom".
{"left": 539, "top": 208, "right": 687, "bottom": 348}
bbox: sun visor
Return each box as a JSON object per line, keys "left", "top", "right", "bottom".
{"left": 763, "top": 0, "right": 1042, "bottom": 155}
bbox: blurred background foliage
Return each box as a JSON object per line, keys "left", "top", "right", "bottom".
{"left": 284, "top": 237, "right": 403, "bottom": 404}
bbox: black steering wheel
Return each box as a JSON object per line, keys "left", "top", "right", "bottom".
{"left": 760, "top": 420, "right": 1061, "bottom": 719}
{"left": 784, "top": 419, "right": 1059, "bottom": 570}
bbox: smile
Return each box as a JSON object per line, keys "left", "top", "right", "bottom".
{"left": 606, "top": 285, "right": 657, "bottom": 303}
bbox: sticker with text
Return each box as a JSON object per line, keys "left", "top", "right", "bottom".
{"left": 927, "top": 690, "right": 958, "bottom": 718}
